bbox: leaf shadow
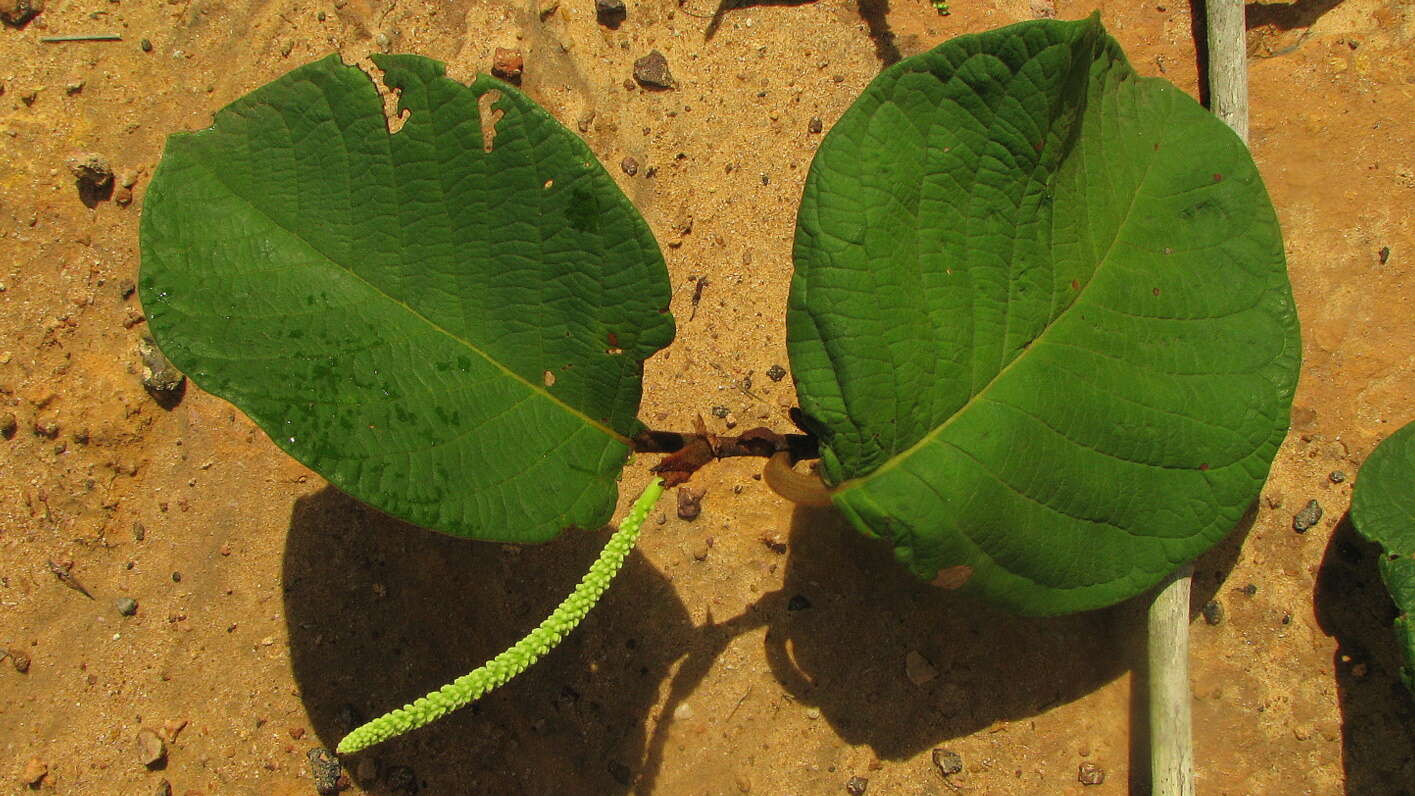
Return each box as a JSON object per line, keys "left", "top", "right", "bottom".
{"left": 1313, "top": 516, "right": 1415, "bottom": 795}
{"left": 283, "top": 486, "right": 693, "bottom": 795}
{"left": 637, "top": 503, "right": 1246, "bottom": 788}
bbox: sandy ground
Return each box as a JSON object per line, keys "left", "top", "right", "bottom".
{"left": 1, "top": 0, "right": 1413, "bottom": 793}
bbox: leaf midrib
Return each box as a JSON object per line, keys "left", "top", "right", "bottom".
{"left": 185, "top": 145, "right": 631, "bottom": 447}
{"left": 831, "top": 74, "right": 1163, "bottom": 495}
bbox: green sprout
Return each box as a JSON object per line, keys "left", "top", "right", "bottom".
{"left": 337, "top": 478, "right": 666, "bottom": 754}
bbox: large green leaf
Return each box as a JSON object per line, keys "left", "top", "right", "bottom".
{"left": 789, "top": 16, "right": 1299, "bottom": 614}
{"left": 140, "top": 55, "right": 674, "bottom": 542}
{"left": 1351, "top": 421, "right": 1415, "bottom": 693}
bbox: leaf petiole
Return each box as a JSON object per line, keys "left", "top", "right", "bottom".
{"left": 336, "top": 478, "right": 666, "bottom": 754}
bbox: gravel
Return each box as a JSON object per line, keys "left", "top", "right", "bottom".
{"left": 633, "top": 50, "right": 675, "bottom": 89}
{"left": 931, "top": 748, "right": 963, "bottom": 777}
{"left": 1292, "top": 499, "right": 1323, "bottom": 533}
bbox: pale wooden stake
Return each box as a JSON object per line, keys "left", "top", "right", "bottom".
{"left": 1148, "top": 2, "right": 1249, "bottom": 794}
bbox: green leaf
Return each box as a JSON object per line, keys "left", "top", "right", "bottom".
{"left": 140, "top": 55, "right": 674, "bottom": 542}
{"left": 789, "top": 16, "right": 1299, "bottom": 614}
{"left": 1351, "top": 421, "right": 1415, "bottom": 694}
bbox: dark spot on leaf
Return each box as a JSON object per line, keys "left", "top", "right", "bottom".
{"left": 543, "top": 370, "right": 555, "bottom": 387}
{"left": 1212, "top": 173, "right": 1223, "bottom": 182}
{"left": 1152, "top": 287, "right": 1161, "bottom": 296}
{"left": 1070, "top": 279, "right": 1080, "bottom": 290}
{"left": 1154, "top": 142, "right": 1160, "bottom": 151}
{"left": 543, "top": 178, "right": 554, "bottom": 189}
{"left": 1199, "top": 463, "right": 1209, "bottom": 471}
{"left": 607, "top": 331, "right": 619, "bottom": 347}
{"left": 566, "top": 187, "right": 598, "bottom": 233}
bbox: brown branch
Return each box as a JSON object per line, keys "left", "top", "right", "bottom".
{"left": 631, "top": 426, "right": 819, "bottom": 487}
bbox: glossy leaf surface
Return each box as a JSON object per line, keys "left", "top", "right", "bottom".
{"left": 789, "top": 16, "right": 1299, "bottom": 614}
{"left": 141, "top": 55, "right": 673, "bottom": 542}
{"left": 1351, "top": 421, "right": 1415, "bottom": 693}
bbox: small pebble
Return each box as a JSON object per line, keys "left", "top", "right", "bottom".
{"left": 7, "top": 649, "right": 31, "bottom": 673}
{"left": 906, "top": 650, "right": 939, "bottom": 686}
{"left": 137, "top": 728, "right": 166, "bottom": 768}
{"left": 808, "top": 116, "right": 823, "bottom": 133}
{"left": 153, "top": 779, "right": 172, "bottom": 796}
{"left": 0, "top": 412, "right": 16, "bottom": 439}
{"left": 931, "top": 748, "right": 963, "bottom": 777}
{"left": 692, "top": 538, "right": 710, "bottom": 561}
{"left": 307, "top": 747, "right": 342, "bottom": 795}
{"left": 676, "top": 488, "right": 703, "bottom": 521}
{"left": 19, "top": 756, "right": 47, "bottom": 786}
{"left": 1077, "top": 761, "right": 1106, "bottom": 785}
{"left": 141, "top": 38, "right": 153, "bottom": 52}
{"left": 787, "top": 594, "right": 812, "bottom": 611}
{"left": 595, "top": 0, "right": 626, "bottom": 27}
{"left": 162, "top": 718, "right": 188, "bottom": 743}
{"left": 1329, "top": 470, "right": 1346, "bottom": 483}
{"left": 66, "top": 152, "right": 114, "bottom": 190}
{"left": 1202, "top": 600, "right": 1224, "bottom": 625}
{"left": 1377, "top": 246, "right": 1390, "bottom": 265}
{"left": 139, "top": 335, "right": 185, "bottom": 394}
{"left": 633, "top": 50, "right": 675, "bottom": 89}
{"left": 845, "top": 775, "right": 869, "bottom": 795}
{"left": 491, "top": 47, "right": 523, "bottom": 84}
{"left": 621, "top": 156, "right": 639, "bottom": 176}
{"left": 116, "top": 597, "right": 138, "bottom": 616}
{"left": 0, "top": 0, "right": 43, "bottom": 26}
{"left": 171, "top": 571, "right": 182, "bottom": 583}
{"left": 1241, "top": 583, "right": 1258, "bottom": 597}
{"left": 711, "top": 405, "right": 730, "bottom": 418}
{"left": 1292, "top": 499, "right": 1323, "bottom": 533}
{"left": 132, "top": 522, "right": 146, "bottom": 542}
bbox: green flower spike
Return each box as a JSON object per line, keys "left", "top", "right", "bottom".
{"left": 337, "top": 478, "right": 666, "bottom": 754}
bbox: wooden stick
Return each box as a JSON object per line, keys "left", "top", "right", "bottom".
{"left": 1206, "top": 0, "right": 1250, "bottom": 143}
{"left": 1148, "top": 3, "right": 1250, "bottom": 794}
{"left": 1148, "top": 564, "right": 1195, "bottom": 796}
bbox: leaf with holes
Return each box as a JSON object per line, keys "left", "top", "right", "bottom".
{"left": 140, "top": 54, "right": 674, "bottom": 542}
{"left": 1351, "top": 421, "right": 1415, "bottom": 693}
{"left": 788, "top": 15, "right": 1300, "bottom": 614}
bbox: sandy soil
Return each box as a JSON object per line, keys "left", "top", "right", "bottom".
{"left": 1, "top": 0, "right": 1412, "bottom": 793}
